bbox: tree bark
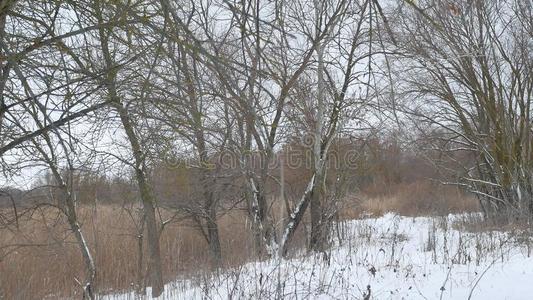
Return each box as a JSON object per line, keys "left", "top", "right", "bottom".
{"left": 114, "top": 99, "right": 164, "bottom": 297}
{"left": 206, "top": 205, "right": 222, "bottom": 266}
{"left": 310, "top": 10, "right": 328, "bottom": 252}
{"left": 95, "top": 1, "right": 164, "bottom": 294}
{"left": 279, "top": 175, "right": 315, "bottom": 257}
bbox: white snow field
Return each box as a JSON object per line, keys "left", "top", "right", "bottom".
{"left": 104, "top": 213, "right": 533, "bottom": 299}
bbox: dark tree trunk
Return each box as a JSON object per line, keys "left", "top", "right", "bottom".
{"left": 116, "top": 101, "right": 164, "bottom": 297}
{"left": 206, "top": 207, "right": 222, "bottom": 266}
{"left": 310, "top": 172, "right": 327, "bottom": 252}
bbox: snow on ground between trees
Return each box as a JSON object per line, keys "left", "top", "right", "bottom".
{"left": 105, "top": 213, "right": 533, "bottom": 300}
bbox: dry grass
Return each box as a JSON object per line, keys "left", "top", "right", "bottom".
{"left": 452, "top": 212, "right": 533, "bottom": 233}
{"left": 340, "top": 181, "right": 479, "bottom": 219}
{"left": 0, "top": 205, "right": 256, "bottom": 300}
{"left": 0, "top": 180, "right": 478, "bottom": 299}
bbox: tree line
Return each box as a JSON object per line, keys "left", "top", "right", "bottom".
{"left": 0, "top": 0, "right": 530, "bottom": 298}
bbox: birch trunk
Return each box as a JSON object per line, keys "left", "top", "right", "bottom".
{"left": 33, "top": 142, "right": 97, "bottom": 299}
{"left": 310, "top": 14, "right": 327, "bottom": 251}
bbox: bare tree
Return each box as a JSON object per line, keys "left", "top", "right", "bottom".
{"left": 279, "top": 0, "right": 374, "bottom": 255}
{"left": 392, "top": 0, "right": 533, "bottom": 220}
{"left": 91, "top": 0, "right": 166, "bottom": 296}
{"left": 207, "top": 0, "right": 353, "bottom": 257}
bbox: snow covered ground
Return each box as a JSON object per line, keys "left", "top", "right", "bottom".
{"left": 104, "top": 213, "right": 533, "bottom": 299}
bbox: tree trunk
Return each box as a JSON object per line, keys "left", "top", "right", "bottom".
{"left": 248, "top": 177, "right": 277, "bottom": 257}
{"left": 206, "top": 206, "right": 222, "bottom": 266}
{"left": 141, "top": 192, "right": 164, "bottom": 297}
{"left": 279, "top": 175, "right": 315, "bottom": 257}
{"left": 310, "top": 171, "right": 327, "bottom": 252}
{"left": 70, "top": 216, "right": 96, "bottom": 300}
{"left": 0, "top": 5, "right": 10, "bottom": 139}
{"left": 196, "top": 139, "right": 222, "bottom": 266}
{"left": 201, "top": 166, "right": 222, "bottom": 267}
{"left": 181, "top": 42, "right": 224, "bottom": 266}
{"left": 62, "top": 187, "right": 96, "bottom": 299}
{"left": 97, "top": 8, "right": 164, "bottom": 290}
{"left": 115, "top": 100, "right": 164, "bottom": 297}
{"left": 136, "top": 217, "right": 146, "bottom": 295}
{"left": 310, "top": 15, "right": 328, "bottom": 252}
{"left": 33, "top": 139, "right": 96, "bottom": 299}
